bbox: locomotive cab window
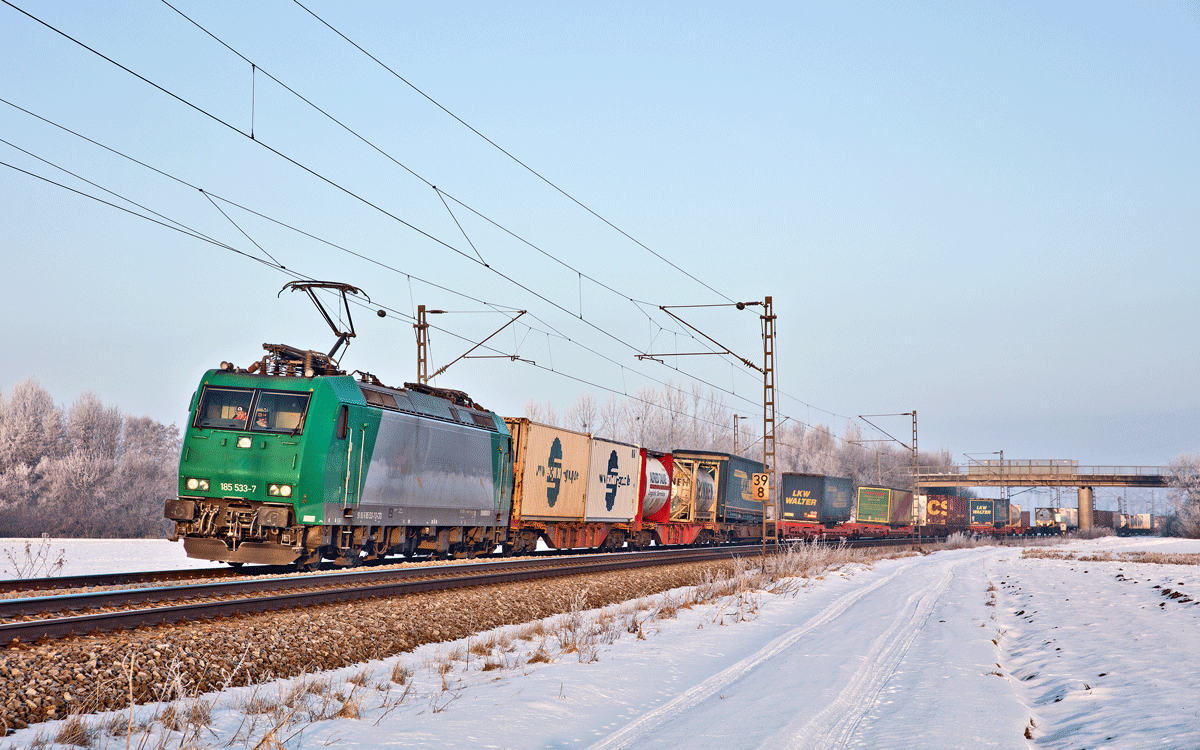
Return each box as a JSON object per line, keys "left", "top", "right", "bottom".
{"left": 250, "top": 391, "right": 310, "bottom": 434}
{"left": 336, "top": 405, "right": 348, "bottom": 439}
{"left": 194, "top": 387, "right": 254, "bottom": 429}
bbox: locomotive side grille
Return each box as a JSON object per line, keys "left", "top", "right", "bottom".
{"left": 470, "top": 412, "right": 496, "bottom": 430}
{"left": 362, "top": 389, "right": 398, "bottom": 409}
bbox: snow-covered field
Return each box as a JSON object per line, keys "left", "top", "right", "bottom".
{"left": 0, "top": 538, "right": 215, "bottom": 581}
{"left": 4, "top": 535, "right": 1199, "bottom": 749}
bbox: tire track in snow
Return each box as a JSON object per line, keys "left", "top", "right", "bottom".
{"left": 583, "top": 564, "right": 911, "bottom": 750}
{"left": 778, "top": 557, "right": 960, "bottom": 750}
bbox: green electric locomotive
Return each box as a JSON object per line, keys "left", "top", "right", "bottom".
{"left": 165, "top": 334, "right": 513, "bottom": 568}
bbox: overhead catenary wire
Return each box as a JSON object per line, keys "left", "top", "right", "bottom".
{"left": 432, "top": 186, "right": 486, "bottom": 266}
{"left": 159, "top": 0, "right": 666, "bottom": 331}
{"left": 0, "top": 159, "right": 298, "bottom": 279}
{"left": 2, "top": 4, "right": 883, "bottom": 459}
{"left": 0, "top": 97, "right": 516, "bottom": 314}
{"left": 3, "top": 0, "right": 632, "bottom": 355}
{"left": 0, "top": 77, "right": 778, "bottom": 431}
{"left": 5, "top": 98, "right": 869, "bottom": 461}
{"left": 0, "top": 126, "right": 764, "bottom": 437}
{"left": 3, "top": 116, "right": 873, "bottom": 459}
{"left": 0, "top": 136, "right": 218, "bottom": 248}
{"left": 291, "top": 0, "right": 733, "bottom": 306}
{"left": 0, "top": 96, "right": 752, "bottom": 424}
{"left": 200, "top": 189, "right": 285, "bottom": 269}
{"left": 3, "top": 3, "right": 682, "bottom": 386}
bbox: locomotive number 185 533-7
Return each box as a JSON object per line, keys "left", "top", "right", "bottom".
{"left": 221, "top": 483, "right": 256, "bottom": 493}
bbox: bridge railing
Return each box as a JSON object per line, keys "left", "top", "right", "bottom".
{"left": 915, "top": 464, "right": 1169, "bottom": 478}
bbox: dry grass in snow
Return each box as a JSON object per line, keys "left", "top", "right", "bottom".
{"left": 8, "top": 540, "right": 913, "bottom": 749}
{"left": 1022, "top": 548, "right": 1200, "bottom": 566}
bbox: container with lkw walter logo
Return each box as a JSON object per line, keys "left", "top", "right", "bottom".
{"left": 781, "top": 473, "right": 823, "bottom": 522}
{"left": 504, "top": 418, "right": 590, "bottom": 522}
{"left": 780, "top": 473, "right": 853, "bottom": 524}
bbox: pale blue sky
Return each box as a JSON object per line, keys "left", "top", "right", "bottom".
{"left": 1, "top": 1, "right": 1197, "bottom": 468}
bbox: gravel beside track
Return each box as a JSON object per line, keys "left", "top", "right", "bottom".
{"left": 0, "top": 558, "right": 737, "bottom": 732}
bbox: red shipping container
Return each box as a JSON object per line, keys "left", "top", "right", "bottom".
{"left": 946, "top": 496, "right": 968, "bottom": 527}
{"left": 924, "top": 496, "right": 950, "bottom": 525}
{"left": 889, "top": 490, "right": 914, "bottom": 527}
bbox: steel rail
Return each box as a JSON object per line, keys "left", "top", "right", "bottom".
{"left": 0, "top": 540, "right": 771, "bottom": 595}
{"left": 0, "top": 566, "right": 242, "bottom": 595}
{"left": 0, "top": 549, "right": 719, "bottom": 618}
{"left": 0, "top": 546, "right": 757, "bottom": 644}
{"left": 0, "top": 536, "right": 922, "bottom": 599}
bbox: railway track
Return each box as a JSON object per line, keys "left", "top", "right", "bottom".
{"left": 0, "top": 537, "right": 927, "bottom": 646}
{"left": 0, "top": 566, "right": 246, "bottom": 596}
{"left": 0, "top": 545, "right": 761, "bottom": 645}
{"left": 0, "top": 536, "right": 920, "bottom": 596}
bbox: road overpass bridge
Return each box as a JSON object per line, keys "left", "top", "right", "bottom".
{"left": 913, "top": 460, "right": 1170, "bottom": 530}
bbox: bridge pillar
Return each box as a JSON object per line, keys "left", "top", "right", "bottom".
{"left": 1078, "top": 487, "right": 1094, "bottom": 531}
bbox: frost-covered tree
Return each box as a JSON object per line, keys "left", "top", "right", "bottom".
{"left": 596, "top": 394, "right": 626, "bottom": 440}
{"left": 0, "top": 378, "right": 62, "bottom": 471}
{"left": 563, "top": 393, "right": 598, "bottom": 433}
{"left": 1167, "top": 452, "right": 1200, "bottom": 538}
{"left": 659, "top": 382, "right": 692, "bottom": 451}
{"left": 537, "top": 384, "right": 963, "bottom": 496}
{"left": 0, "top": 379, "right": 179, "bottom": 538}
{"left": 627, "top": 386, "right": 660, "bottom": 449}
{"left": 65, "top": 391, "right": 122, "bottom": 459}
{"left": 523, "top": 398, "right": 559, "bottom": 426}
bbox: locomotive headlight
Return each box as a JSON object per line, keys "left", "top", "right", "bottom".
{"left": 198, "top": 479, "right": 210, "bottom": 491}
{"left": 268, "top": 484, "right": 280, "bottom": 496}
{"left": 280, "top": 484, "right": 292, "bottom": 497}
{"left": 186, "top": 478, "right": 199, "bottom": 490}
{"left": 236, "top": 436, "right": 252, "bottom": 449}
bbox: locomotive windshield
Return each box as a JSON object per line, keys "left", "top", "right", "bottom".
{"left": 194, "top": 386, "right": 310, "bottom": 434}
{"left": 250, "top": 391, "right": 310, "bottom": 433}
{"left": 194, "top": 387, "right": 254, "bottom": 429}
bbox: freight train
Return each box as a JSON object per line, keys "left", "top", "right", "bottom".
{"left": 774, "top": 486, "right": 1036, "bottom": 541}
{"left": 166, "top": 285, "right": 1149, "bottom": 566}
{"left": 162, "top": 342, "right": 1049, "bottom": 567}
{"left": 164, "top": 342, "right": 770, "bottom": 568}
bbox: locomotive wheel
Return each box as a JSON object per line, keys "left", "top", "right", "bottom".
{"left": 295, "top": 555, "right": 321, "bottom": 573}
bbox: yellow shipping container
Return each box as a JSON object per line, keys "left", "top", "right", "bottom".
{"left": 505, "top": 418, "right": 591, "bottom": 521}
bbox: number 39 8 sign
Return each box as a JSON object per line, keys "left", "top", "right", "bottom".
{"left": 752, "top": 473, "right": 770, "bottom": 502}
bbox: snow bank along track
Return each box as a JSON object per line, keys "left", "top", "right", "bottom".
{"left": 0, "top": 545, "right": 784, "bottom": 645}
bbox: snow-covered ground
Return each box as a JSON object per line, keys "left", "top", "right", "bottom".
{"left": 5, "top": 535, "right": 1199, "bottom": 749}
{"left": 0, "top": 537, "right": 215, "bottom": 580}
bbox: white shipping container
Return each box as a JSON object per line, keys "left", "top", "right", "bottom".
{"left": 1057, "top": 507, "right": 1079, "bottom": 529}
{"left": 1126, "top": 513, "right": 1152, "bottom": 530}
{"left": 505, "top": 419, "right": 591, "bottom": 521}
{"left": 584, "top": 439, "right": 641, "bottom": 522}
